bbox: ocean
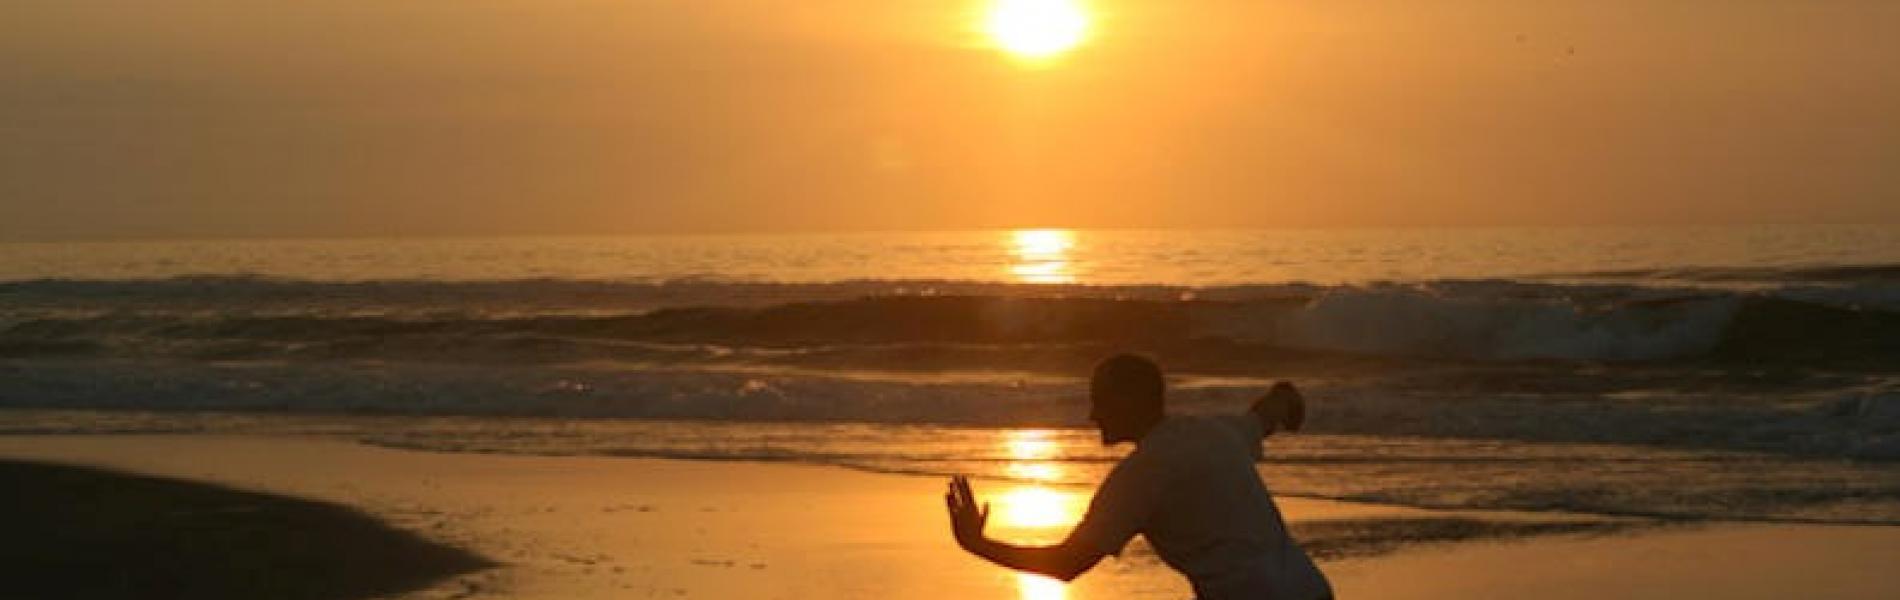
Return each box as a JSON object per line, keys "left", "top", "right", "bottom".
{"left": 3, "top": 225, "right": 1899, "bottom": 525}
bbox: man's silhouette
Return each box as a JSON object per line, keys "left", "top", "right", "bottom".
{"left": 946, "top": 354, "right": 1332, "bottom": 599}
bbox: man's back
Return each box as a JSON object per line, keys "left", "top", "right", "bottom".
{"left": 1071, "top": 415, "right": 1331, "bottom": 600}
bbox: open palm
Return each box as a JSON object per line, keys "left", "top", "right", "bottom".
{"left": 944, "top": 475, "right": 990, "bottom": 548}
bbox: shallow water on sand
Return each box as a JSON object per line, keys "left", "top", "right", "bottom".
{"left": 7, "top": 411, "right": 1897, "bottom": 527}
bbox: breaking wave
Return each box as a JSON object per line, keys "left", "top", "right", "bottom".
{"left": 2, "top": 275, "right": 1897, "bottom": 366}
{"left": 1536, "top": 262, "right": 1900, "bottom": 285}
{"left": 5, "top": 272, "right": 1899, "bottom": 462}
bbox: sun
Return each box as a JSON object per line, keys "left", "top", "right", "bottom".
{"left": 984, "top": 0, "right": 1091, "bottom": 60}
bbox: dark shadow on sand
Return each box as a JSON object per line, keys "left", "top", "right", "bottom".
{"left": 0, "top": 459, "right": 493, "bottom": 600}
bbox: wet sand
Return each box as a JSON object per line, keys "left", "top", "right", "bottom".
{"left": 1326, "top": 523, "right": 1900, "bottom": 600}
{"left": 1, "top": 434, "right": 1894, "bottom": 599}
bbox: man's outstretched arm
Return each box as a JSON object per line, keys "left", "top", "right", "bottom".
{"left": 946, "top": 476, "right": 1108, "bottom": 582}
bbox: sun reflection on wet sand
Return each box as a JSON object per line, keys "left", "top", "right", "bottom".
{"left": 996, "top": 429, "right": 1085, "bottom": 600}
{"left": 1008, "top": 229, "right": 1077, "bottom": 284}
{"left": 1005, "top": 462, "right": 1063, "bottom": 482}
{"left": 994, "top": 485, "right": 1083, "bottom": 529}
{"left": 1005, "top": 429, "right": 1060, "bottom": 461}
{"left": 1017, "top": 572, "right": 1070, "bottom": 600}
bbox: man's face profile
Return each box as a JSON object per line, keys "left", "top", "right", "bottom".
{"left": 1088, "top": 383, "right": 1140, "bottom": 445}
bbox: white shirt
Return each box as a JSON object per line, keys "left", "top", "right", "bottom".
{"left": 1070, "top": 415, "right": 1331, "bottom": 600}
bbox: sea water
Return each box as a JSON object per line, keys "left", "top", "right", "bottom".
{"left": 2, "top": 225, "right": 1898, "bottom": 524}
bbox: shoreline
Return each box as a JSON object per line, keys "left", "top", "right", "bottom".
{"left": 3, "top": 433, "right": 1896, "bottom": 599}
{"left": 8, "top": 408, "right": 1894, "bottom": 527}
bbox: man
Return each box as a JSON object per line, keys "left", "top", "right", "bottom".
{"left": 945, "top": 354, "right": 1332, "bottom": 599}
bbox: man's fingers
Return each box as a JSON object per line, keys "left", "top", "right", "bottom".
{"left": 947, "top": 491, "right": 966, "bottom": 516}
{"left": 950, "top": 476, "right": 977, "bottom": 512}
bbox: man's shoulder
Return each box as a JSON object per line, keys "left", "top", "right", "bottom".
{"left": 1153, "top": 414, "right": 1258, "bottom": 440}
{"left": 1136, "top": 416, "right": 1221, "bottom": 454}
{"left": 1157, "top": 414, "right": 1223, "bottom": 432}
{"left": 1139, "top": 415, "right": 1261, "bottom": 459}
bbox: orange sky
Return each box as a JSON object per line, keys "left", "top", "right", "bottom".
{"left": 3, "top": 0, "right": 1896, "bottom": 240}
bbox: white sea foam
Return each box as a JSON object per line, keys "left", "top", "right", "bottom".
{"left": 4, "top": 230, "right": 1898, "bottom": 531}
{"left": 1237, "top": 286, "right": 1744, "bottom": 360}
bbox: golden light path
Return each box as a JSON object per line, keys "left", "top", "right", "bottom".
{"left": 996, "top": 429, "right": 1086, "bottom": 600}
{"left": 1008, "top": 229, "right": 1077, "bottom": 283}
{"left": 984, "top": 0, "right": 1092, "bottom": 60}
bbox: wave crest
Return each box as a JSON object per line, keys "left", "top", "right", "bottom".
{"left": 3, "top": 277, "right": 1898, "bottom": 366}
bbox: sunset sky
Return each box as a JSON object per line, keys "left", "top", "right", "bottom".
{"left": 3, "top": 0, "right": 1896, "bottom": 241}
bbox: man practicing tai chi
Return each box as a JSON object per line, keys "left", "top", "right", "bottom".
{"left": 946, "top": 354, "right": 1332, "bottom": 600}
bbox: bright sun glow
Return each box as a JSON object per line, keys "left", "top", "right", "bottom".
{"left": 995, "top": 429, "right": 1082, "bottom": 600}
{"left": 1004, "top": 429, "right": 1059, "bottom": 461}
{"left": 994, "top": 485, "right": 1082, "bottom": 529}
{"left": 984, "top": 0, "right": 1091, "bottom": 60}
{"left": 1018, "top": 572, "right": 1070, "bottom": 600}
{"left": 1008, "top": 229, "right": 1077, "bottom": 283}
{"left": 1003, "top": 430, "right": 1064, "bottom": 482}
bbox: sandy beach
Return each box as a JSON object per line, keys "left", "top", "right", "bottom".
{"left": 2, "top": 433, "right": 1895, "bottom": 599}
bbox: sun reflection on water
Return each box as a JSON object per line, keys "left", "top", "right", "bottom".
{"left": 1005, "top": 462, "right": 1063, "bottom": 482}
{"left": 1008, "top": 229, "right": 1077, "bottom": 284}
{"left": 1004, "top": 429, "right": 1060, "bottom": 462}
{"left": 996, "top": 429, "right": 1084, "bottom": 600}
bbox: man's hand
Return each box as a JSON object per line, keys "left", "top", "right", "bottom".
{"left": 1251, "top": 381, "right": 1306, "bottom": 434}
{"left": 945, "top": 475, "right": 990, "bottom": 549}
{"left": 943, "top": 474, "right": 1106, "bottom": 581}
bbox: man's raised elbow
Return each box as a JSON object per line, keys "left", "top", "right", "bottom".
{"left": 1051, "top": 566, "right": 1087, "bottom": 583}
